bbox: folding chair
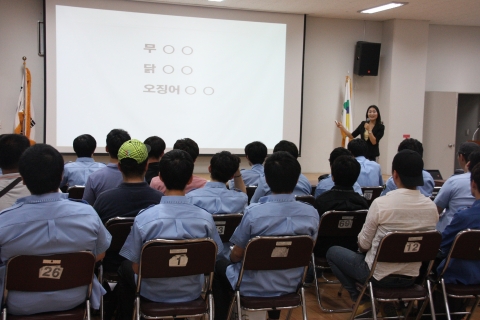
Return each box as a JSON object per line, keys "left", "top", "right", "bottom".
{"left": 311, "top": 210, "right": 368, "bottom": 313}
{"left": 134, "top": 238, "right": 218, "bottom": 320}
{"left": 295, "top": 195, "right": 315, "bottom": 206}
{"left": 427, "top": 229, "right": 480, "bottom": 320}
{"left": 246, "top": 186, "right": 257, "bottom": 205}
{"left": 361, "top": 187, "right": 383, "bottom": 207}
{"left": 2, "top": 251, "right": 96, "bottom": 319}
{"left": 212, "top": 214, "right": 243, "bottom": 243}
{"left": 350, "top": 230, "right": 442, "bottom": 320}
{"left": 67, "top": 186, "right": 85, "bottom": 199}
{"left": 227, "top": 235, "right": 315, "bottom": 320}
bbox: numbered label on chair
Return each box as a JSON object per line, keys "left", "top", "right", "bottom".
{"left": 404, "top": 242, "right": 421, "bottom": 253}
{"left": 216, "top": 226, "right": 225, "bottom": 235}
{"left": 169, "top": 254, "right": 188, "bottom": 267}
{"left": 338, "top": 219, "right": 353, "bottom": 229}
{"left": 271, "top": 247, "right": 289, "bottom": 258}
{"left": 39, "top": 265, "right": 64, "bottom": 279}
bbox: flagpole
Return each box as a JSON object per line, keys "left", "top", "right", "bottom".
{"left": 22, "top": 56, "right": 27, "bottom": 136}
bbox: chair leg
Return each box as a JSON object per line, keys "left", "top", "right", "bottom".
{"left": 416, "top": 280, "right": 435, "bottom": 320}
{"left": 368, "top": 283, "right": 377, "bottom": 320}
{"left": 440, "top": 279, "right": 452, "bottom": 320}
{"left": 349, "top": 283, "right": 369, "bottom": 320}
{"left": 2, "top": 308, "right": 6, "bottom": 320}
{"left": 208, "top": 293, "right": 214, "bottom": 320}
{"left": 236, "top": 291, "right": 242, "bottom": 320}
{"left": 300, "top": 287, "right": 308, "bottom": 320}
{"left": 404, "top": 301, "right": 414, "bottom": 320}
{"left": 226, "top": 292, "right": 236, "bottom": 320}
{"left": 465, "top": 296, "right": 480, "bottom": 320}
{"left": 285, "top": 308, "right": 293, "bottom": 320}
{"left": 86, "top": 300, "right": 91, "bottom": 320}
{"left": 135, "top": 296, "right": 141, "bottom": 320}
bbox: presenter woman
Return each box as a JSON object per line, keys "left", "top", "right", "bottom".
{"left": 336, "top": 105, "right": 385, "bottom": 161}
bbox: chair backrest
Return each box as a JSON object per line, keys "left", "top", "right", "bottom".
{"left": 67, "top": 186, "right": 85, "bottom": 199}
{"left": 212, "top": 214, "right": 243, "bottom": 242}
{"left": 246, "top": 186, "right": 257, "bottom": 205}
{"left": 138, "top": 238, "right": 217, "bottom": 280}
{"left": 426, "top": 169, "right": 443, "bottom": 180}
{"left": 438, "top": 229, "right": 480, "bottom": 277}
{"left": 3, "top": 251, "right": 95, "bottom": 304}
{"left": 295, "top": 195, "right": 315, "bottom": 206}
{"left": 105, "top": 217, "right": 135, "bottom": 253}
{"left": 318, "top": 210, "right": 368, "bottom": 237}
{"left": 361, "top": 187, "right": 383, "bottom": 207}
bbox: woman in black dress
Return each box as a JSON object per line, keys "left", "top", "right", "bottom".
{"left": 336, "top": 105, "right": 385, "bottom": 161}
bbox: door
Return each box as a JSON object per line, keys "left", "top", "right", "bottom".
{"left": 423, "top": 92, "right": 458, "bottom": 178}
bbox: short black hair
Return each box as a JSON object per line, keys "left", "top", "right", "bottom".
{"left": 264, "top": 151, "right": 301, "bottom": 194}
{"left": 468, "top": 151, "right": 480, "bottom": 172}
{"left": 119, "top": 158, "right": 148, "bottom": 178}
{"left": 19, "top": 144, "right": 64, "bottom": 195}
{"left": 106, "top": 129, "right": 131, "bottom": 159}
{"left": 347, "top": 139, "right": 368, "bottom": 157}
{"left": 332, "top": 155, "right": 361, "bottom": 187}
{"left": 174, "top": 138, "right": 199, "bottom": 161}
{"left": 73, "top": 134, "right": 96, "bottom": 158}
{"left": 329, "top": 147, "right": 352, "bottom": 166}
{"left": 0, "top": 134, "right": 31, "bottom": 170}
{"left": 398, "top": 138, "right": 424, "bottom": 158}
{"left": 144, "top": 136, "right": 166, "bottom": 159}
{"left": 458, "top": 142, "right": 480, "bottom": 163}
{"left": 159, "top": 149, "right": 194, "bottom": 191}
{"left": 245, "top": 141, "right": 267, "bottom": 165}
{"left": 471, "top": 163, "right": 480, "bottom": 187}
{"left": 366, "top": 105, "right": 382, "bottom": 124}
{"left": 210, "top": 151, "right": 240, "bottom": 183}
{"left": 273, "top": 140, "right": 299, "bottom": 159}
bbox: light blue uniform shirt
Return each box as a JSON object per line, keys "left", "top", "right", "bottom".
{"left": 82, "top": 163, "right": 123, "bottom": 205}
{"left": 381, "top": 170, "right": 435, "bottom": 197}
{"left": 228, "top": 164, "right": 264, "bottom": 189}
{"left": 355, "top": 156, "right": 383, "bottom": 187}
{"left": 314, "top": 175, "right": 363, "bottom": 198}
{"left": 60, "top": 157, "right": 106, "bottom": 188}
{"left": 435, "top": 172, "right": 475, "bottom": 232}
{"left": 227, "top": 194, "right": 319, "bottom": 296}
{"left": 186, "top": 182, "right": 247, "bottom": 214}
{"left": 0, "top": 193, "right": 111, "bottom": 315}
{"left": 250, "top": 174, "right": 312, "bottom": 203}
{"left": 119, "top": 196, "right": 223, "bottom": 303}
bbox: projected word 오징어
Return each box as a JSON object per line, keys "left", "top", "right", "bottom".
{"left": 142, "top": 43, "right": 214, "bottom": 96}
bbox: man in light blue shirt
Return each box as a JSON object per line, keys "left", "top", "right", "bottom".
{"left": 251, "top": 140, "right": 312, "bottom": 203}
{"left": 187, "top": 151, "right": 247, "bottom": 214}
{"left": 381, "top": 139, "right": 434, "bottom": 197}
{"left": 213, "top": 151, "right": 319, "bottom": 320}
{"left": 0, "top": 144, "right": 111, "bottom": 316}
{"left": 435, "top": 145, "right": 480, "bottom": 232}
{"left": 116, "top": 150, "right": 223, "bottom": 320}
{"left": 315, "top": 147, "right": 363, "bottom": 198}
{"left": 228, "top": 141, "right": 267, "bottom": 188}
{"left": 82, "top": 129, "right": 130, "bottom": 205}
{"left": 348, "top": 139, "right": 383, "bottom": 187}
{"left": 60, "top": 134, "right": 105, "bottom": 188}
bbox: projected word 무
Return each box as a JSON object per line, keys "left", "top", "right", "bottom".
{"left": 143, "top": 85, "right": 214, "bottom": 95}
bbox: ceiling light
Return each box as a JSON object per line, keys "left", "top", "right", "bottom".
{"left": 359, "top": 2, "right": 408, "bottom": 14}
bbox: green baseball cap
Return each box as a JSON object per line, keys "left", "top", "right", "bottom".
{"left": 118, "top": 139, "right": 150, "bottom": 163}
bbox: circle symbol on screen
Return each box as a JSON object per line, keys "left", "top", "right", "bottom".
{"left": 163, "top": 45, "right": 175, "bottom": 54}
{"left": 182, "top": 66, "right": 193, "bottom": 75}
{"left": 163, "top": 65, "right": 174, "bottom": 74}
{"left": 185, "top": 86, "right": 196, "bottom": 95}
{"left": 182, "top": 46, "right": 193, "bottom": 55}
{"left": 204, "top": 87, "right": 214, "bottom": 95}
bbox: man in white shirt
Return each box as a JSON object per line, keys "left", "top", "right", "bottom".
{"left": 326, "top": 150, "right": 438, "bottom": 316}
{"left": 0, "top": 134, "right": 30, "bottom": 210}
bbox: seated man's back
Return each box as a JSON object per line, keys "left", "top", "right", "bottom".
{"left": 348, "top": 139, "right": 383, "bottom": 187}
{"left": 228, "top": 141, "right": 267, "bottom": 188}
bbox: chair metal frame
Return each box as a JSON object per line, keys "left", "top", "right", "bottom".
{"left": 212, "top": 213, "right": 243, "bottom": 243}
{"left": 134, "top": 238, "right": 218, "bottom": 320}
{"left": 1, "top": 251, "right": 96, "bottom": 320}
{"left": 424, "top": 229, "right": 480, "bottom": 320}
{"left": 226, "top": 235, "right": 315, "bottom": 320}
{"left": 350, "top": 230, "right": 442, "bottom": 320}
{"left": 311, "top": 209, "right": 368, "bottom": 313}
{"left": 361, "top": 187, "right": 384, "bottom": 208}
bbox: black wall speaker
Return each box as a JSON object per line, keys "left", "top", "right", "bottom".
{"left": 353, "top": 41, "right": 381, "bottom": 76}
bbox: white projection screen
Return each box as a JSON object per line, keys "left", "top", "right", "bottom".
{"left": 45, "top": 0, "right": 305, "bottom": 154}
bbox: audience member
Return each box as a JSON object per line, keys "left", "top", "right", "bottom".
{"left": 315, "top": 147, "right": 363, "bottom": 198}
{"left": 115, "top": 149, "right": 223, "bottom": 319}
{"left": 0, "top": 144, "right": 111, "bottom": 315}
{"left": 150, "top": 138, "right": 207, "bottom": 193}
{"left": 347, "top": 139, "right": 383, "bottom": 187}
{"left": 435, "top": 142, "right": 480, "bottom": 232}
{"left": 250, "top": 140, "right": 311, "bottom": 203}
{"left": 381, "top": 138, "right": 434, "bottom": 197}
{"left": 326, "top": 150, "right": 438, "bottom": 316}
{"left": 143, "top": 136, "right": 165, "bottom": 184}
{"left": 60, "top": 134, "right": 105, "bottom": 189}
{"left": 213, "top": 151, "right": 319, "bottom": 320}
{"left": 313, "top": 155, "right": 369, "bottom": 257}
{"left": 228, "top": 141, "right": 267, "bottom": 188}
{"left": 0, "top": 134, "right": 30, "bottom": 211}
{"left": 83, "top": 129, "right": 131, "bottom": 205}
{"left": 187, "top": 151, "right": 247, "bottom": 214}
